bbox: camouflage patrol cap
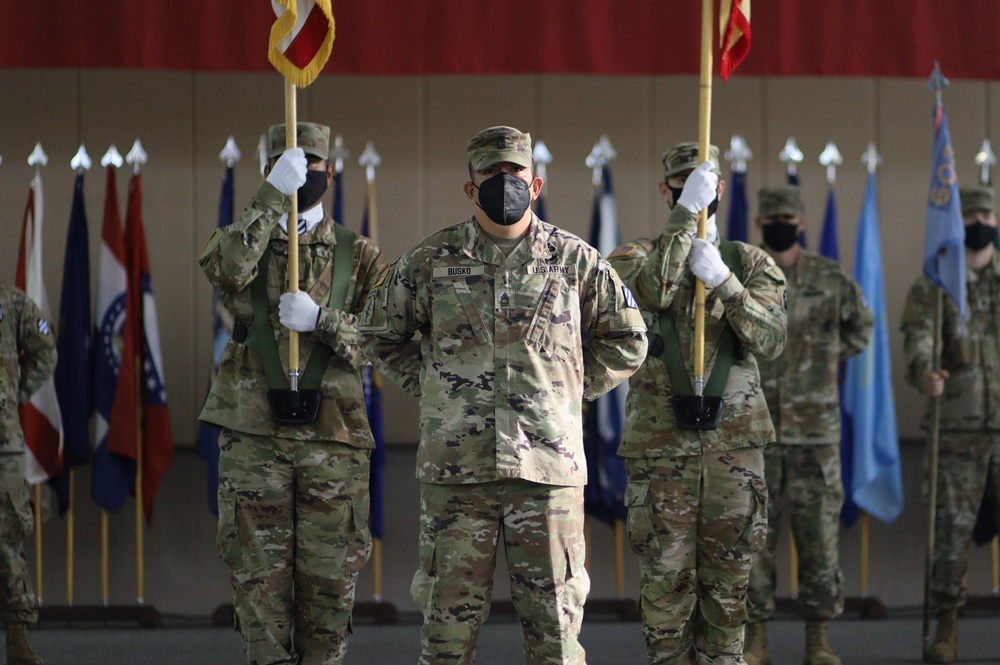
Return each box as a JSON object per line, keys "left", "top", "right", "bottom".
{"left": 959, "top": 185, "right": 995, "bottom": 214}
{"left": 758, "top": 185, "right": 806, "bottom": 218}
{"left": 661, "top": 142, "right": 721, "bottom": 180}
{"left": 267, "top": 122, "right": 331, "bottom": 160}
{"left": 467, "top": 126, "right": 533, "bottom": 172}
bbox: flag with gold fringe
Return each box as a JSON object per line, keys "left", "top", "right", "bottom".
{"left": 268, "top": 0, "right": 335, "bottom": 88}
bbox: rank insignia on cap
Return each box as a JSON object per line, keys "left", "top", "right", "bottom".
{"left": 622, "top": 285, "right": 638, "bottom": 309}
{"left": 609, "top": 244, "right": 636, "bottom": 258}
{"left": 38, "top": 318, "right": 50, "bottom": 335}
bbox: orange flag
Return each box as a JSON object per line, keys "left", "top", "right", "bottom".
{"left": 720, "top": 0, "right": 751, "bottom": 81}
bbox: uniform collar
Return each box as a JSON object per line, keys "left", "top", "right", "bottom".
{"left": 463, "top": 213, "right": 554, "bottom": 265}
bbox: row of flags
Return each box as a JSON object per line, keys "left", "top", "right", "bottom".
{"left": 14, "top": 161, "right": 174, "bottom": 523}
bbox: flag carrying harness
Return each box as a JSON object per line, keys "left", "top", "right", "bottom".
{"left": 233, "top": 222, "right": 354, "bottom": 423}
{"left": 656, "top": 239, "right": 744, "bottom": 430}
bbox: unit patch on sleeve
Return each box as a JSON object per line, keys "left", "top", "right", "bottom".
{"left": 622, "top": 285, "right": 638, "bottom": 309}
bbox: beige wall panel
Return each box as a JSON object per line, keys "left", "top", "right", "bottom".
{"left": 0, "top": 70, "right": 79, "bottom": 320}
{"left": 651, "top": 76, "right": 701, "bottom": 231}
{"left": 712, "top": 77, "right": 764, "bottom": 240}
{"left": 534, "top": 76, "right": 653, "bottom": 244}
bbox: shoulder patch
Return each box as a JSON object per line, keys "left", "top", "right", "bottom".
{"left": 38, "top": 318, "right": 50, "bottom": 335}
{"left": 609, "top": 244, "right": 637, "bottom": 258}
{"left": 621, "top": 285, "right": 638, "bottom": 309}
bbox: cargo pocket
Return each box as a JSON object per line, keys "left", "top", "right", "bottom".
{"left": 346, "top": 497, "right": 373, "bottom": 574}
{"left": 563, "top": 540, "right": 591, "bottom": 613}
{"left": 215, "top": 484, "right": 243, "bottom": 573}
{"left": 410, "top": 541, "right": 438, "bottom": 617}
{"left": 625, "top": 480, "right": 661, "bottom": 558}
{"left": 737, "top": 476, "right": 768, "bottom": 557}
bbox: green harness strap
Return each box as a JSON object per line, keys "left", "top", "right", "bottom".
{"left": 658, "top": 240, "right": 744, "bottom": 397}
{"left": 245, "top": 223, "right": 356, "bottom": 391}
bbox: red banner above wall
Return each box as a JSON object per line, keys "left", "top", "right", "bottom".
{"left": 2, "top": 0, "right": 998, "bottom": 80}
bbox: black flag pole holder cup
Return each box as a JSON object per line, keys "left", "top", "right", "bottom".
{"left": 671, "top": 395, "right": 724, "bottom": 431}
{"left": 267, "top": 388, "right": 322, "bottom": 425}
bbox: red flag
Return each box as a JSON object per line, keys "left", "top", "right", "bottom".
{"left": 268, "top": 0, "right": 335, "bottom": 88}
{"left": 16, "top": 174, "right": 64, "bottom": 483}
{"left": 720, "top": 0, "right": 751, "bottom": 81}
{"left": 106, "top": 173, "right": 174, "bottom": 523}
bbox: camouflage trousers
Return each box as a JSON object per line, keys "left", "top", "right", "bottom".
{"left": 747, "top": 443, "right": 844, "bottom": 622}
{"left": 928, "top": 431, "right": 1000, "bottom": 612}
{"left": 624, "top": 449, "right": 767, "bottom": 665}
{"left": 412, "top": 480, "right": 589, "bottom": 665}
{"left": 0, "top": 454, "right": 37, "bottom": 623}
{"left": 216, "top": 429, "right": 372, "bottom": 665}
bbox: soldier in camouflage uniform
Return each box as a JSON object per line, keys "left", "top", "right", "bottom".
{"left": 359, "top": 126, "right": 647, "bottom": 665}
{"left": 199, "top": 122, "right": 386, "bottom": 665}
{"left": 609, "top": 143, "right": 787, "bottom": 665}
{"left": 744, "top": 186, "right": 873, "bottom": 665}
{"left": 0, "top": 283, "right": 56, "bottom": 665}
{"left": 901, "top": 185, "right": 1000, "bottom": 664}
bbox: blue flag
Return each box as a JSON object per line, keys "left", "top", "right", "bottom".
{"left": 924, "top": 107, "right": 967, "bottom": 319}
{"left": 51, "top": 173, "right": 92, "bottom": 516}
{"left": 726, "top": 171, "right": 748, "bottom": 242}
{"left": 195, "top": 164, "right": 235, "bottom": 516}
{"left": 332, "top": 166, "right": 344, "bottom": 225}
{"left": 819, "top": 187, "right": 839, "bottom": 261}
{"left": 583, "top": 166, "right": 628, "bottom": 525}
{"left": 360, "top": 198, "right": 386, "bottom": 539}
{"left": 841, "top": 173, "right": 904, "bottom": 524}
{"left": 788, "top": 171, "right": 807, "bottom": 248}
{"left": 533, "top": 191, "right": 547, "bottom": 222}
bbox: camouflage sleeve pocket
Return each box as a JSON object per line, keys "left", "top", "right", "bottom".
{"left": 624, "top": 480, "right": 661, "bottom": 558}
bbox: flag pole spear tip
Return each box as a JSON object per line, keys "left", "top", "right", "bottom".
{"left": 359, "top": 141, "right": 381, "bottom": 184}
{"left": 927, "top": 61, "right": 949, "bottom": 108}
{"left": 71, "top": 145, "right": 92, "bottom": 172}
{"left": 219, "top": 136, "right": 242, "bottom": 168}
{"left": 101, "top": 145, "right": 124, "bottom": 169}
{"left": 725, "top": 135, "right": 752, "bottom": 174}
{"left": 819, "top": 142, "right": 843, "bottom": 185}
{"left": 974, "top": 138, "right": 996, "bottom": 185}
{"left": 258, "top": 133, "right": 268, "bottom": 177}
{"left": 532, "top": 140, "right": 552, "bottom": 180}
{"left": 585, "top": 141, "right": 604, "bottom": 186}
{"left": 862, "top": 142, "right": 882, "bottom": 175}
{"left": 27, "top": 143, "right": 48, "bottom": 168}
{"left": 598, "top": 135, "right": 618, "bottom": 163}
{"left": 779, "top": 137, "right": 803, "bottom": 177}
{"left": 331, "top": 134, "right": 349, "bottom": 175}
{"left": 126, "top": 139, "right": 148, "bottom": 174}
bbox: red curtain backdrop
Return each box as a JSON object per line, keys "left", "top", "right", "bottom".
{"left": 2, "top": 0, "right": 999, "bottom": 79}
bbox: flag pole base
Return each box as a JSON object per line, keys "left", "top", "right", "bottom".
{"left": 37, "top": 604, "right": 162, "bottom": 627}
{"left": 775, "top": 595, "right": 888, "bottom": 619}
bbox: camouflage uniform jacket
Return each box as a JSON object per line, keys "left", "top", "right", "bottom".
{"left": 198, "top": 182, "right": 386, "bottom": 447}
{"left": 359, "top": 214, "right": 647, "bottom": 486}
{"left": 901, "top": 252, "right": 1000, "bottom": 432}
{"left": 610, "top": 206, "right": 787, "bottom": 458}
{"left": 758, "top": 250, "right": 873, "bottom": 444}
{"left": 0, "top": 284, "right": 57, "bottom": 453}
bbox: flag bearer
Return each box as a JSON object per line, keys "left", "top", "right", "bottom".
{"left": 0, "top": 283, "right": 57, "bottom": 665}
{"left": 901, "top": 185, "right": 1000, "bottom": 664}
{"left": 745, "top": 185, "right": 873, "bottom": 665}
{"left": 360, "top": 126, "right": 646, "bottom": 665}
{"left": 609, "top": 143, "right": 787, "bottom": 665}
{"left": 199, "top": 122, "right": 386, "bottom": 665}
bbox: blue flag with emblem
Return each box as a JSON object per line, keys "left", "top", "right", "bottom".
{"left": 360, "top": 197, "right": 386, "bottom": 539}
{"left": 726, "top": 171, "right": 748, "bottom": 242}
{"left": 842, "top": 172, "right": 904, "bottom": 524}
{"left": 51, "top": 173, "right": 92, "bottom": 515}
{"left": 819, "top": 186, "right": 839, "bottom": 261}
{"left": 924, "top": 106, "right": 967, "bottom": 320}
{"left": 332, "top": 163, "right": 344, "bottom": 225}
{"left": 195, "top": 163, "right": 235, "bottom": 516}
{"left": 583, "top": 165, "right": 628, "bottom": 524}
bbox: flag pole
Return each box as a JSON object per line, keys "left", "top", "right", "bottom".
{"left": 693, "top": 0, "right": 714, "bottom": 393}
{"left": 923, "top": 62, "right": 948, "bottom": 651}
{"left": 34, "top": 484, "right": 43, "bottom": 606}
{"left": 285, "top": 80, "right": 301, "bottom": 390}
{"left": 101, "top": 511, "right": 109, "bottom": 605}
{"left": 860, "top": 512, "right": 870, "bottom": 597}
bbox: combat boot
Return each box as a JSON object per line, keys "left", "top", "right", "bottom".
{"left": 804, "top": 620, "right": 841, "bottom": 665}
{"left": 5, "top": 622, "right": 43, "bottom": 665}
{"left": 924, "top": 608, "right": 958, "bottom": 664}
{"left": 743, "top": 621, "right": 771, "bottom": 665}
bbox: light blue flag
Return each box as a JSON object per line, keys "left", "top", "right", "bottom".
{"left": 924, "top": 107, "right": 966, "bottom": 319}
{"left": 842, "top": 172, "right": 904, "bottom": 524}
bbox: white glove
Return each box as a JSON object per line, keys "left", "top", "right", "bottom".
{"left": 676, "top": 161, "right": 719, "bottom": 214}
{"left": 279, "top": 291, "right": 320, "bottom": 332}
{"left": 265, "top": 148, "right": 307, "bottom": 197}
{"left": 688, "top": 238, "right": 731, "bottom": 287}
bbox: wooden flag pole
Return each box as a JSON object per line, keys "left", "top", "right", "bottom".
{"left": 34, "top": 484, "right": 42, "bottom": 605}
{"left": 860, "top": 512, "right": 870, "bottom": 596}
{"left": 285, "top": 80, "right": 301, "bottom": 387}
{"left": 693, "top": 0, "right": 714, "bottom": 392}
{"left": 67, "top": 470, "right": 74, "bottom": 605}
{"left": 135, "top": 356, "right": 145, "bottom": 604}
{"left": 614, "top": 519, "right": 625, "bottom": 596}
{"left": 365, "top": 175, "right": 384, "bottom": 601}
{"left": 789, "top": 532, "right": 799, "bottom": 597}
{"left": 101, "top": 510, "right": 110, "bottom": 605}
{"left": 992, "top": 537, "right": 999, "bottom": 595}
{"left": 922, "top": 289, "right": 944, "bottom": 649}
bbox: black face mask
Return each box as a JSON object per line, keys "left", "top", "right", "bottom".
{"left": 667, "top": 184, "right": 719, "bottom": 218}
{"left": 965, "top": 221, "right": 997, "bottom": 250}
{"left": 297, "top": 170, "right": 329, "bottom": 211}
{"left": 475, "top": 173, "right": 532, "bottom": 226}
{"left": 762, "top": 220, "right": 800, "bottom": 252}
